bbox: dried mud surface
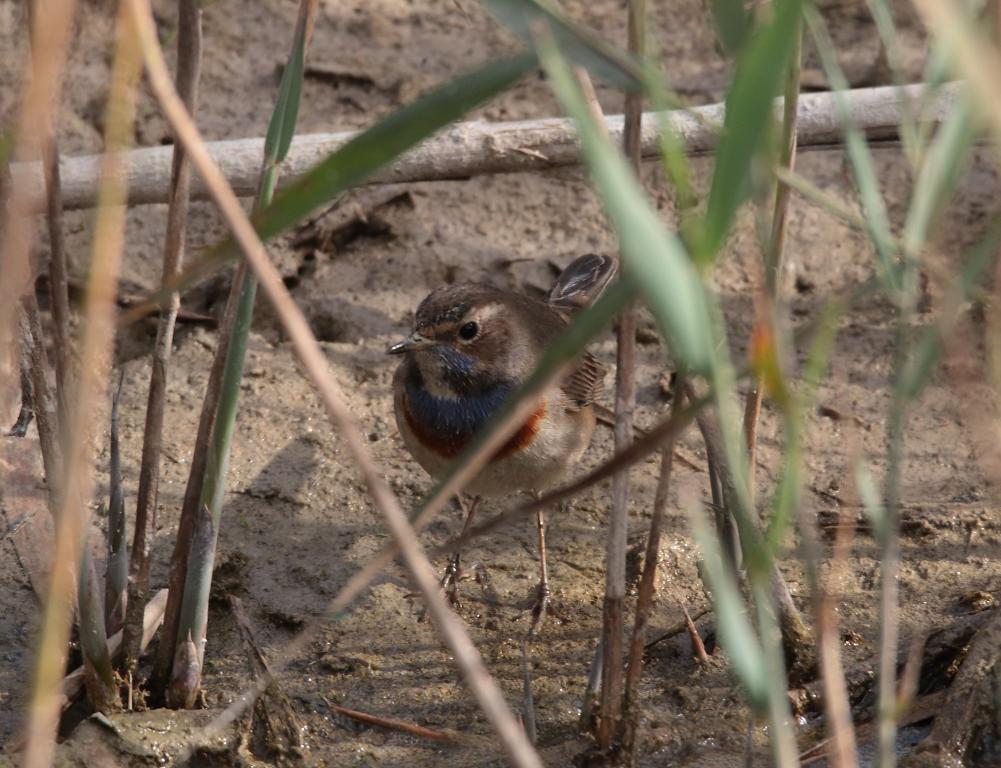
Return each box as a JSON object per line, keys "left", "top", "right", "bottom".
{"left": 2, "top": 0, "right": 1001, "bottom": 765}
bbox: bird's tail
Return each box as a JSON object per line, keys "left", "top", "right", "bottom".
{"left": 546, "top": 253, "right": 617, "bottom": 313}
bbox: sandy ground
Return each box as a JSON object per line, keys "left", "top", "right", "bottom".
{"left": 2, "top": 0, "right": 1001, "bottom": 765}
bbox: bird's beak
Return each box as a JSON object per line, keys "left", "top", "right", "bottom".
{"left": 387, "top": 332, "right": 434, "bottom": 355}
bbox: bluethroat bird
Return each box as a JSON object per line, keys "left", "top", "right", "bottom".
{"left": 388, "top": 253, "right": 615, "bottom": 632}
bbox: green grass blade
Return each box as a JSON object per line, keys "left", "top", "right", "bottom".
{"left": 537, "top": 30, "right": 714, "bottom": 373}
{"left": 264, "top": 23, "right": 307, "bottom": 166}
{"left": 483, "top": 0, "right": 641, "bottom": 90}
{"left": 804, "top": 6, "right": 900, "bottom": 295}
{"left": 902, "top": 86, "right": 979, "bottom": 256}
{"left": 700, "top": 0, "right": 803, "bottom": 262}
{"left": 688, "top": 501, "right": 769, "bottom": 708}
{"left": 642, "top": 58, "right": 699, "bottom": 243}
{"left": 709, "top": 0, "right": 752, "bottom": 55}
{"left": 766, "top": 302, "right": 842, "bottom": 548}
{"left": 864, "top": 0, "right": 921, "bottom": 168}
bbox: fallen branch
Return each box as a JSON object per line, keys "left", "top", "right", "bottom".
{"left": 9, "top": 82, "right": 962, "bottom": 212}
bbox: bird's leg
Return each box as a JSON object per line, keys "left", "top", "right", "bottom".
{"left": 528, "top": 504, "right": 550, "bottom": 637}
{"left": 440, "top": 495, "right": 480, "bottom": 606}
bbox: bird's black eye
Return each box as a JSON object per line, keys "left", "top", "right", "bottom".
{"left": 458, "top": 321, "right": 479, "bottom": 341}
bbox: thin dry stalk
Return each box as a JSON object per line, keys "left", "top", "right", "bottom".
{"left": 644, "top": 606, "right": 712, "bottom": 650}
{"left": 105, "top": 371, "right": 127, "bottom": 634}
{"left": 19, "top": 297, "right": 63, "bottom": 500}
{"left": 0, "top": 0, "right": 77, "bottom": 415}
{"left": 152, "top": 262, "right": 242, "bottom": 694}
{"left": 21, "top": 4, "right": 142, "bottom": 762}
{"left": 620, "top": 379, "right": 684, "bottom": 757}
{"left": 805, "top": 426, "right": 861, "bottom": 768}
{"left": 27, "top": 0, "right": 73, "bottom": 417}
{"left": 682, "top": 605, "right": 709, "bottom": 662}
{"left": 41, "top": 143, "right": 72, "bottom": 416}
{"left": 122, "top": 0, "right": 203, "bottom": 676}
{"left": 127, "top": 5, "right": 541, "bottom": 765}
{"left": 596, "top": 0, "right": 642, "bottom": 751}
{"left": 322, "top": 697, "right": 455, "bottom": 743}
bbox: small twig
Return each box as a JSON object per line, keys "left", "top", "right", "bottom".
{"left": 594, "top": 404, "right": 701, "bottom": 472}
{"left": 644, "top": 606, "right": 712, "bottom": 651}
{"left": 321, "top": 696, "right": 455, "bottom": 744}
{"left": 683, "top": 604, "right": 709, "bottom": 663}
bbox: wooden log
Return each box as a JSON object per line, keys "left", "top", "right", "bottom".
{"left": 8, "top": 81, "right": 962, "bottom": 212}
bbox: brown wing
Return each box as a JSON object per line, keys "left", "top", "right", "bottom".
{"left": 561, "top": 351, "right": 606, "bottom": 411}
{"left": 548, "top": 254, "right": 617, "bottom": 313}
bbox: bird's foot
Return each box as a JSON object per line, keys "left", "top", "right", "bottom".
{"left": 523, "top": 581, "right": 568, "bottom": 637}
{"left": 440, "top": 552, "right": 464, "bottom": 607}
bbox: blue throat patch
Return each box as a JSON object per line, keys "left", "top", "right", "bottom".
{"left": 405, "top": 372, "right": 513, "bottom": 439}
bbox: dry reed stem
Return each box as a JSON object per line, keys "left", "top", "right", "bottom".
{"left": 8, "top": 83, "right": 961, "bottom": 213}
{"left": 153, "top": 261, "right": 242, "bottom": 692}
{"left": 807, "top": 418, "right": 861, "bottom": 768}
{"left": 27, "top": 0, "right": 74, "bottom": 419}
{"left": 127, "top": 4, "right": 541, "bottom": 764}
{"left": 620, "top": 375, "right": 686, "bottom": 756}
{"left": 560, "top": 0, "right": 632, "bottom": 749}
{"left": 0, "top": 0, "right": 77, "bottom": 436}
{"left": 19, "top": 297, "right": 62, "bottom": 502}
{"left": 122, "top": 0, "right": 203, "bottom": 676}
{"left": 22, "top": 3, "right": 142, "bottom": 762}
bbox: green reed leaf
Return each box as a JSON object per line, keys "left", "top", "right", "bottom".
{"left": 537, "top": 29, "right": 714, "bottom": 373}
